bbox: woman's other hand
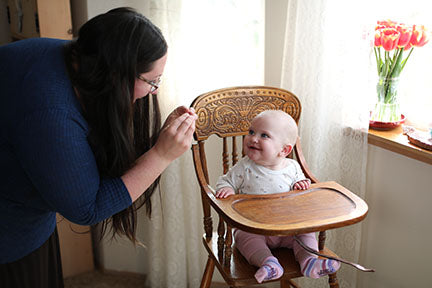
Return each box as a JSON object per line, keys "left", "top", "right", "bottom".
{"left": 154, "top": 106, "right": 198, "bottom": 162}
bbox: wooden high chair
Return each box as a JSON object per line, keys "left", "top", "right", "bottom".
{"left": 190, "top": 86, "right": 368, "bottom": 288}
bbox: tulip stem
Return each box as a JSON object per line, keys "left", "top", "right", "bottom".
{"left": 400, "top": 47, "right": 414, "bottom": 71}
{"left": 389, "top": 48, "right": 404, "bottom": 78}
{"left": 374, "top": 47, "right": 382, "bottom": 74}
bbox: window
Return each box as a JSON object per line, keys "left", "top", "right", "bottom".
{"left": 372, "top": 0, "right": 432, "bottom": 128}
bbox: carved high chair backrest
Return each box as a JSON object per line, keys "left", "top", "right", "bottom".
{"left": 193, "top": 86, "right": 301, "bottom": 140}
{"left": 191, "top": 86, "right": 307, "bottom": 240}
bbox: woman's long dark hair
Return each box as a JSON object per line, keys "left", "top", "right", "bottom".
{"left": 64, "top": 7, "right": 167, "bottom": 243}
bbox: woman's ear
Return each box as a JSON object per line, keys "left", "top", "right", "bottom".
{"left": 280, "top": 144, "right": 293, "bottom": 157}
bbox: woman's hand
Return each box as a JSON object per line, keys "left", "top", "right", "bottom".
{"left": 162, "top": 106, "right": 196, "bottom": 129}
{"left": 122, "top": 106, "right": 197, "bottom": 202}
{"left": 153, "top": 106, "right": 198, "bottom": 162}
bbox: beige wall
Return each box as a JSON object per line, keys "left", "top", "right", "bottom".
{"left": 70, "top": 0, "right": 150, "bottom": 37}
{"left": 358, "top": 146, "right": 432, "bottom": 288}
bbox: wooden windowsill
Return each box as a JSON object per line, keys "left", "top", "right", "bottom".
{"left": 368, "top": 121, "right": 432, "bottom": 165}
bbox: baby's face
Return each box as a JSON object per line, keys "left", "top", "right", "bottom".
{"left": 243, "top": 114, "right": 287, "bottom": 169}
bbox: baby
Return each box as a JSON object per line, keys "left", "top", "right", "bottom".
{"left": 216, "top": 110, "right": 340, "bottom": 283}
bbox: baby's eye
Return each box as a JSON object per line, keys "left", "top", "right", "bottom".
{"left": 261, "top": 133, "right": 269, "bottom": 138}
{"left": 248, "top": 130, "right": 255, "bottom": 135}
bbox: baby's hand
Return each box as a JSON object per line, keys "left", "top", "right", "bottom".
{"left": 215, "top": 187, "right": 235, "bottom": 198}
{"left": 293, "top": 179, "right": 310, "bottom": 190}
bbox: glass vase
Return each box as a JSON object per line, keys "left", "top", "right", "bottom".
{"left": 370, "top": 76, "right": 401, "bottom": 122}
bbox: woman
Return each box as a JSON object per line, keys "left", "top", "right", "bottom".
{"left": 0, "top": 7, "right": 197, "bottom": 288}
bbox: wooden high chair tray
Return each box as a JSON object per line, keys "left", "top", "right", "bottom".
{"left": 207, "top": 181, "right": 368, "bottom": 236}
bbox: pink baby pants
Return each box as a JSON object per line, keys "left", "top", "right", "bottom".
{"left": 234, "top": 229, "right": 317, "bottom": 269}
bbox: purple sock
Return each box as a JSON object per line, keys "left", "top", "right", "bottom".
{"left": 254, "top": 256, "right": 284, "bottom": 283}
{"left": 302, "top": 258, "right": 340, "bottom": 279}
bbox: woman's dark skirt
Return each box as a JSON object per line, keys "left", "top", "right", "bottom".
{"left": 0, "top": 228, "right": 64, "bottom": 288}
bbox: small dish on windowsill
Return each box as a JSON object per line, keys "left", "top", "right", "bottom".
{"left": 402, "top": 125, "right": 432, "bottom": 151}
{"left": 369, "top": 114, "right": 406, "bottom": 131}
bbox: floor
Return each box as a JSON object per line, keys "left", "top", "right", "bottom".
{"left": 64, "top": 270, "right": 146, "bottom": 288}
{"left": 63, "top": 270, "right": 234, "bottom": 288}
{"left": 64, "top": 270, "right": 274, "bottom": 288}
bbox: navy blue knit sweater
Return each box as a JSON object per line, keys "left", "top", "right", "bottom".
{"left": 0, "top": 38, "right": 132, "bottom": 263}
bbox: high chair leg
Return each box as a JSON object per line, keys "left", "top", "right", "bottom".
{"left": 329, "top": 272, "right": 339, "bottom": 288}
{"left": 200, "top": 257, "right": 215, "bottom": 288}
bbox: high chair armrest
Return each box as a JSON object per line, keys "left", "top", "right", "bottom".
{"left": 294, "top": 138, "right": 319, "bottom": 184}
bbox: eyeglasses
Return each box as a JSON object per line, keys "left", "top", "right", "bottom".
{"left": 138, "top": 75, "right": 162, "bottom": 93}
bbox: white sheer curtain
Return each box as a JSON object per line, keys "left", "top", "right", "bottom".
{"left": 281, "top": 1, "right": 373, "bottom": 287}
{"left": 142, "top": 1, "right": 264, "bottom": 287}
{"left": 281, "top": 1, "right": 432, "bottom": 287}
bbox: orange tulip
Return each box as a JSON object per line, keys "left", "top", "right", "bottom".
{"left": 404, "top": 42, "right": 412, "bottom": 51}
{"left": 373, "top": 20, "right": 429, "bottom": 122}
{"left": 375, "top": 24, "right": 386, "bottom": 30}
{"left": 377, "top": 20, "right": 397, "bottom": 28}
{"left": 374, "top": 29, "right": 382, "bottom": 47}
{"left": 380, "top": 28, "right": 400, "bottom": 51}
{"left": 373, "top": 20, "right": 429, "bottom": 78}
{"left": 410, "top": 25, "right": 429, "bottom": 47}
{"left": 396, "top": 25, "right": 412, "bottom": 48}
